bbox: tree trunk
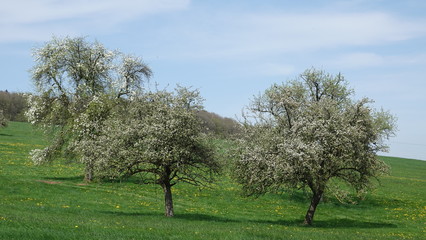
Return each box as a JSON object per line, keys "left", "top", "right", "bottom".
{"left": 84, "top": 164, "right": 94, "bottom": 182}
{"left": 162, "top": 182, "right": 174, "bottom": 217}
{"left": 304, "top": 190, "right": 323, "bottom": 225}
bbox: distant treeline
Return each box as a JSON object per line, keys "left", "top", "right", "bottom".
{"left": 197, "top": 110, "right": 241, "bottom": 137}
{"left": 0, "top": 90, "right": 27, "bottom": 122}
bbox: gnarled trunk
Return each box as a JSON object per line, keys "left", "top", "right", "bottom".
{"left": 162, "top": 182, "right": 174, "bottom": 217}
{"left": 304, "top": 189, "right": 323, "bottom": 225}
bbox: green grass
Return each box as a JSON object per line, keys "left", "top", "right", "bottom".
{"left": 1, "top": 122, "right": 425, "bottom": 239}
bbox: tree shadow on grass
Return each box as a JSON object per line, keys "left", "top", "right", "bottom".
{"left": 360, "top": 196, "right": 405, "bottom": 208}
{"left": 100, "top": 211, "right": 395, "bottom": 229}
{"left": 174, "top": 213, "right": 240, "bottom": 223}
{"left": 100, "top": 211, "right": 241, "bottom": 223}
{"left": 249, "top": 218, "right": 304, "bottom": 226}
{"left": 310, "top": 218, "right": 397, "bottom": 229}
{"left": 44, "top": 176, "right": 84, "bottom": 182}
{"left": 0, "top": 133, "right": 12, "bottom": 137}
{"left": 248, "top": 218, "right": 397, "bottom": 229}
{"left": 100, "top": 211, "right": 161, "bottom": 217}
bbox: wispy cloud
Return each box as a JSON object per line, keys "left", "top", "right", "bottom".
{"left": 326, "top": 52, "right": 426, "bottom": 70}
{"left": 0, "top": 0, "right": 190, "bottom": 42}
{"left": 327, "top": 52, "right": 385, "bottom": 69}
{"left": 256, "top": 63, "right": 296, "bottom": 76}
{"left": 152, "top": 10, "right": 426, "bottom": 60}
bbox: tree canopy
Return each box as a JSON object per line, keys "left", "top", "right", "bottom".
{"left": 235, "top": 68, "right": 396, "bottom": 225}
{"left": 76, "top": 87, "right": 219, "bottom": 216}
{"left": 26, "top": 36, "right": 152, "bottom": 180}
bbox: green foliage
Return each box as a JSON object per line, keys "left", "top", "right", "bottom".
{"left": 0, "top": 122, "right": 424, "bottom": 239}
{"left": 0, "top": 91, "right": 27, "bottom": 122}
{"left": 197, "top": 110, "right": 241, "bottom": 137}
{"left": 235, "top": 68, "right": 397, "bottom": 224}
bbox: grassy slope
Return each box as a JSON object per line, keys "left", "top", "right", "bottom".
{"left": 0, "top": 122, "right": 425, "bottom": 240}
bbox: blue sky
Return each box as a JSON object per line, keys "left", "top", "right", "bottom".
{"left": 1, "top": 0, "right": 425, "bottom": 160}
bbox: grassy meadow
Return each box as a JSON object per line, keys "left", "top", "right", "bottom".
{"left": 0, "top": 121, "right": 425, "bottom": 239}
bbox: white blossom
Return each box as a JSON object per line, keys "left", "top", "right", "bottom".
{"left": 26, "top": 36, "right": 152, "bottom": 180}
{"left": 236, "top": 68, "right": 396, "bottom": 225}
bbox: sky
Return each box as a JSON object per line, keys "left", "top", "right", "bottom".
{"left": 1, "top": 0, "right": 425, "bottom": 160}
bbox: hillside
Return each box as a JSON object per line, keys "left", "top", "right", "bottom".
{"left": 0, "top": 122, "right": 425, "bottom": 239}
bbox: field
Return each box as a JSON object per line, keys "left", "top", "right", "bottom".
{"left": 1, "top": 122, "right": 425, "bottom": 239}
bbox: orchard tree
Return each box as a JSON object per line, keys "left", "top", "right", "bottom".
{"left": 26, "top": 36, "right": 152, "bottom": 181}
{"left": 75, "top": 87, "right": 220, "bottom": 217}
{"left": 235, "top": 68, "right": 396, "bottom": 225}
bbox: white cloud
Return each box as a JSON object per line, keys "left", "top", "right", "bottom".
{"left": 0, "top": 0, "right": 190, "bottom": 42}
